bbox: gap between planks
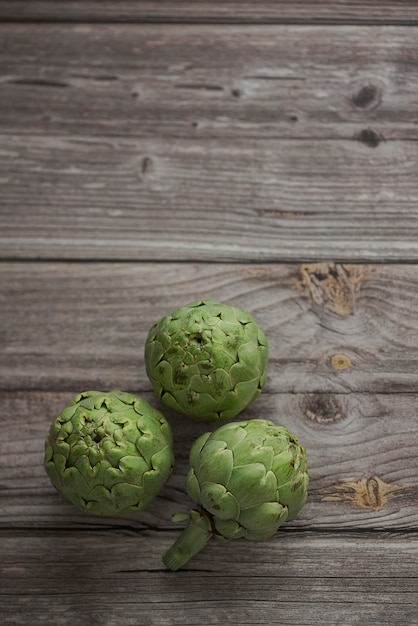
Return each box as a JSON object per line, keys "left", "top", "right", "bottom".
{"left": 1, "top": 1, "right": 418, "bottom": 26}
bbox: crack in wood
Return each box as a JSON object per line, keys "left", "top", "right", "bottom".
{"left": 243, "top": 75, "right": 305, "bottom": 81}
{"left": 6, "top": 77, "right": 69, "bottom": 88}
{"left": 174, "top": 83, "right": 224, "bottom": 91}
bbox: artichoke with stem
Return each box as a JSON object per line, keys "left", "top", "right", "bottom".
{"left": 45, "top": 390, "right": 174, "bottom": 515}
{"left": 145, "top": 300, "right": 268, "bottom": 421}
{"left": 163, "top": 419, "right": 309, "bottom": 571}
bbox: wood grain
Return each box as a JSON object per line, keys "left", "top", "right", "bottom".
{"left": 1, "top": 530, "right": 418, "bottom": 625}
{"left": 2, "top": 389, "right": 418, "bottom": 531}
{"left": 1, "top": 25, "right": 417, "bottom": 141}
{"left": 1, "top": 135, "right": 418, "bottom": 261}
{"left": 3, "top": 262, "right": 418, "bottom": 393}
{"left": 1, "top": 1, "right": 417, "bottom": 25}
{"left": 2, "top": 262, "right": 418, "bottom": 532}
{"left": 1, "top": 6, "right": 417, "bottom": 624}
{"left": 4, "top": 260, "right": 418, "bottom": 533}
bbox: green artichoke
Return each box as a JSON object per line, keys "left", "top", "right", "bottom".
{"left": 45, "top": 390, "right": 174, "bottom": 515}
{"left": 145, "top": 300, "right": 268, "bottom": 420}
{"left": 163, "top": 419, "right": 308, "bottom": 570}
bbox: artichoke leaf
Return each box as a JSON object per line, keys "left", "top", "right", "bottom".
{"left": 199, "top": 481, "right": 240, "bottom": 521}
{"left": 239, "top": 501, "right": 286, "bottom": 532}
{"left": 227, "top": 464, "right": 278, "bottom": 508}
{"left": 193, "top": 440, "right": 234, "bottom": 486}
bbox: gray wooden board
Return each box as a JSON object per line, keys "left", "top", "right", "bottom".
{"left": 3, "top": 23, "right": 418, "bottom": 262}
{"left": 2, "top": 23, "right": 418, "bottom": 261}
{"left": 0, "top": 25, "right": 417, "bottom": 141}
{"left": 1, "top": 8, "right": 418, "bottom": 626}
{"left": 2, "top": 262, "right": 418, "bottom": 531}
{"left": 3, "top": 262, "right": 418, "bottom": 393}
{"left": 1, "top": 134, "right": 418, "bottom": 261}
{"left": 1, "top": 1, "right": 417, "bottom": 24}
{"left": 1, "top": 389, "right": 418, "bottom": 531}
{"left": 1, "top": 531, "right": 418, "bottom": 625}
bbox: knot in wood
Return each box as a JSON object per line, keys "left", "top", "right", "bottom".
{"left": 349, "top": 79, "right": 383, "bottom": 111}
{"left": 302, "top": 393, "right": 343, "bottom": 424}
{"left": 331, "top": 354, "right": 352, "bottom": 370}
{"left": 141, "top": 156, "right": 154, "bottom": 175}
{"left": 357, "top": 128, "right": 383, "bottom": 148}
{"left": 321, "top": 476, "right": 405, "bottom": 511}
{"left": 297, "top": 263, "right": 370, "bottom": 316}
{"left": 231, "top": 88, "right": 242, "bottom": 98}
{"left": 362, "top": 476, "right": 385, "bottom": 510}
{"left": 351, "top": 84, "right": 381, "bottom": 110}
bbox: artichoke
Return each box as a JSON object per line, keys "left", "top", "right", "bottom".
{"left": 145, "top": 300, "right": 268, "bottom": 420}
{"left": 45, "top": 390, "right": 174, "bottom": 515}
{"left": 163, "top": 419, "right": 308, "bottom": 571}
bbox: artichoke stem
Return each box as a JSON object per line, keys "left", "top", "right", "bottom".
{"left": 163, "top": 510, "right": 213, "bottom": 571}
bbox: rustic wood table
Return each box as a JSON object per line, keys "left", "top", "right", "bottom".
{"left": 1, "top": 2, "right": 418, "bottom": 624}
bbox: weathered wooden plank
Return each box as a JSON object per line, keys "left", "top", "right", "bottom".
{"left": 3, "top": 263, "right": 418, "bottom": 530}
{"left": 3, "top": 262, "right": 418, "bottom": 395}
{"left": 1, "top": 530, "right": 417, "bottom": 625}
{"left": 1, "top": 1, "right": 417, "bottom": 25}
{"left": 0, "top": 25, "right": 417, "bottom": 140}
{"left": 2, "top": 387, "right": 418, "bottom": 529}
{"left": 1, "top": 135, "right": 418, "bottom": 261}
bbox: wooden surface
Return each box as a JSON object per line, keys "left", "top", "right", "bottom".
{"left": 2, "top": 23, "right": 418, "bottom": 262}
{"left": 1, "top": 3, "right": 418, "bottom": 625}
{"left": 1, "top": 1, "right": 418, "bottom": 24}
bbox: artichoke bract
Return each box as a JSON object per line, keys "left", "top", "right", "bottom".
{"left": 145, "top": 300, "right": 268, "bottom": 421}
{"left": 163, "top": 419, "right": 308, "bottom": 571}
{"left": 45, "top": 390, "right": 174, "bottom": 515}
